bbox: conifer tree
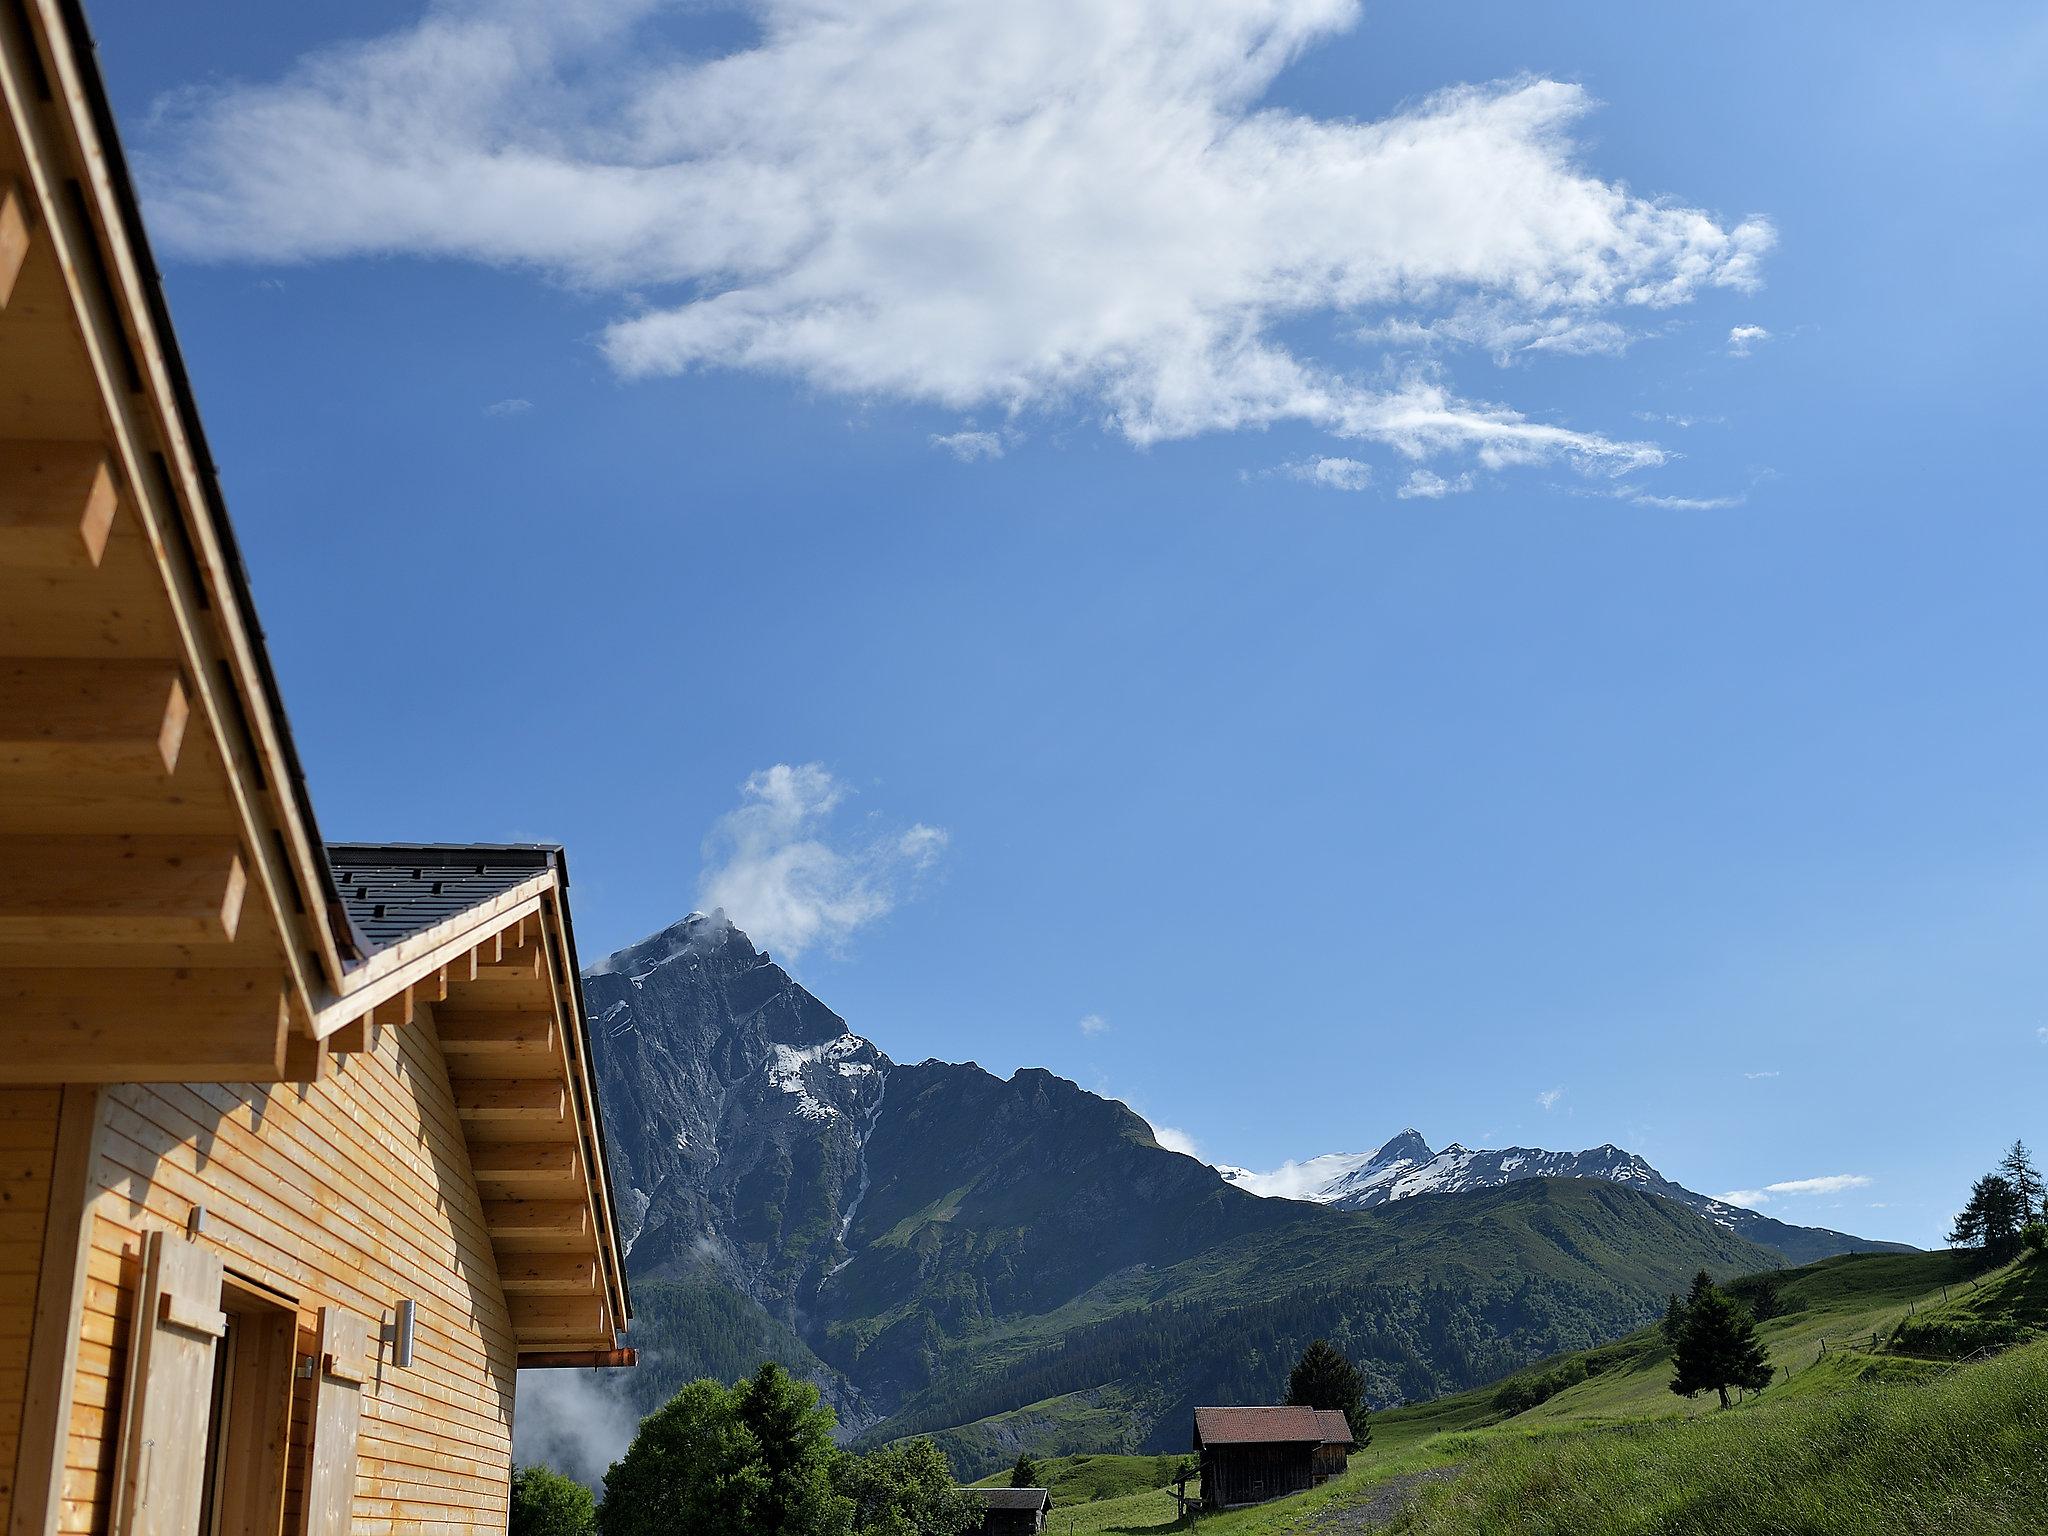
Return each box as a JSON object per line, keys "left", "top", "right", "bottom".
{"left": 1285, "top": 1339, "right": 1370, "bottom": 1444}
{"left": 1009, "top": 1453, "right": 1040, "bottom": 1490}
{"left": 1950, "top": 1173, "right": 2028, "bottom": 1262}
{"left": 1999, "top": 1142, "right": 2044, "bottom": 1217}
{"left": 1668, "top": 1270, "right": 1773, "bottom": 1410}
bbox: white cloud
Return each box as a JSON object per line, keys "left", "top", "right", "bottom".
{"left": 930, "top": 429, "right": 1005, "bottom": 462}
{"left": 1397, "top": 468, "right": 1475, "bottom": 499}
{"left": 1744, "top": 1070, "right": 1781, "bottom": 1080}
{"left": 2036, "top": 1026, "right": 2047, "bottom": 1045}
{"left": 1713, "top": 1173, "right": 1872, "bottom": 1208}
{"left": 484, "top": 397, "right": 531, "bottom": 416}
{"left": 1079, "top": 1013, "right": 1109, "bottom": 1036}
{"left": 1536, "top": 1087, "right": 1565, "bottom": 1111}
{"left": 696, "top": 763, "right": 946, "bottom": 960}
{"left": 1277, "top": 455, "right": 1372, "bottom": 491}
{"left": 141, "top": 1, "right": 1769, "bottom": 480}
{"left": 1727, "top": 324, "right": 1772, "bottom": 357}
{"left": 1150, "top": 1122, "right": 1202, "bottom": 1158}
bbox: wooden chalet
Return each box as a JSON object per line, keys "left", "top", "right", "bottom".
{"left": 0, "top": 4, "right": 632, "bottom": 1535}
{"left": 1190, "top": 1406, "right": 1324, "bottom": 1510}
{"left": 1312, "top": 1408, "right": 1354, "bottom": 1480}
{"left": 961, "top": 1487, "right": 1050, "bottom": 1536}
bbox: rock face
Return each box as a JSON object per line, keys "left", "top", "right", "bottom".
{"left": 584, "top": 912, "right": 888, "bottom": 1302}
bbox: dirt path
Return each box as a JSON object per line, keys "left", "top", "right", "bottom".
{"left": 1307, "top": 1467, "right": 1460, "bottom": 1532}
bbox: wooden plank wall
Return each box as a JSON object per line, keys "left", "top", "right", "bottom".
{"left": 61, "top": 1008, "right": 516, "bottom": 1536}
{"left": 0, "top": 1088, "right": 60, "bottom": 1530}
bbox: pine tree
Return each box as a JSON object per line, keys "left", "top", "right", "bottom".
{"left": 1668, "top": 1270, "right": 1773, "bottom": 1410}
{"left": 1008, "top": 1453, "right": 1040, "bottom": 1490}
{"left": 1660, "top": 1293, "right": 1686, "bottom": 1350}
{"left": 1285, "top": 1338, "right": 1370, "bottom": 1445}
{"left": 1951, "top": 1174, "right": 2028, "bottom": 1262}
{"left": 2000, "top": 1142, "right": 2044, "bottom": 1217}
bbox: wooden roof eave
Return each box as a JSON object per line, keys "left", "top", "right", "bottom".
{"left": 322, "top": 881, "right": 632, "bottom": 1357}
{"left": 0, "top": 0, "right": 351, "bottom": 1028}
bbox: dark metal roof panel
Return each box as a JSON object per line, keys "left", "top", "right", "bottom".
{"left": 325, "top": 843, "right": 556, "bottom": 953}
{"left": 1193, "top": 1406, "right": 1325, "bottom": 1446}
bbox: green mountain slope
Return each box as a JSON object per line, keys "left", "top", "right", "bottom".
{"left": 855, "top": 1179, "right": 1777, "bottom": 1473}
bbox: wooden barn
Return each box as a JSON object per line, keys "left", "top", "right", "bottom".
{"left": 0, "top": 4, "right": 633, "bottom": 1535}
{"left": 1191, "top": 1406, "right": 1324, "bottom": 1510}
{"left": 1312, "top": 1408, "right": 1355, "bottom": 1480}
{"left": 961, "top": 1486, "right": 1051, "bottom": 1535}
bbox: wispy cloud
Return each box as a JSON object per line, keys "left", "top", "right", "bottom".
{"left": 1274, "top": 455, "right": 1372, "bottom": 491}
{"left": 2037, "top": 1026, "right": 2047, "bottom": 1045}
{"left": 1079, "top": 1013, "right": 1109, "bottom": 1036}
{"left": 696, "top": 763, "right": 946, "bottom": 961}
{"left": 1397, "top": 468, "right": 1475, "bottom": 499}
{"left": 1714, "top": 1173, "right": 1872, "bottom": 1208}
{"left": 1536, "top": 1087, "right": 1565, "bottom": 1111}
{"left": 1726, "top": 324, "right": 1772, "bottom": 357}
{"left": 140, "top": 1, "right": 1769, "bottom": 483}
{"left": 484, "top": 397, "right": 532, "bottom": 417}
{"left": 1744, "top": 1070, "right": 1781, "bottom": 1080}
{"left": 1150, "top": 1122, "right": 1201, "bottom": 1158}
{"left": 930, "top": 429, "right": 1006, "bottom": 462}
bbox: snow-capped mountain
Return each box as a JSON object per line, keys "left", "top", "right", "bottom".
{"left": 1220, "top": 1131, "right": 1909, "bottom": 1264}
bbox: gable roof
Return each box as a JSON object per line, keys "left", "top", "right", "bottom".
{"left": 1315, "top": 1408, "right": 1354, "bottom": 1446}
{"left": 1193, "top": 1405, "right": 1325, "bottom": 1446}
{"left": 964, "top": 1488, "right": 1051, "bottom": 1511}
{"left": 328, "top": 844, "right": 561, "bottom": 951}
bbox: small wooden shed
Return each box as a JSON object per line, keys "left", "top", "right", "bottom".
{"left": 1192, "top": 1405, "right": 1323, "bottom": 1510}
{"left": 1312, "top": 1408, "right": 1355, "bottom": 1481}
{"left": 0, "top": 5, "right": 633, "bottom": 1535}
{"left": 962, "top": 1486, "right": 1051, "bottom": 1535}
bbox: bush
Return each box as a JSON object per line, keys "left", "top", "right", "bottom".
{"left": 2023, "top": 1224, "right": 2047, "bottom": 1258}
{"left": 1492, "top": 1356, "right": 1590, "bottom": 1416}
{"left": 512, "top": 1466, "right": 596, "bottom": 1536}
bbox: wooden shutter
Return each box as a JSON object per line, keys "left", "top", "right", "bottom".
{"left": 111, "top": 1228, "right": 227, "bottom": 1536}
{"left": 299, "top": 1306, "right": 370, "bottom": 1536}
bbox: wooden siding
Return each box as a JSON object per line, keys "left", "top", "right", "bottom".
{"left": 60, "top": 1008, "right": 515, "bottom": 1536}
{"left": 0, "top": 1088, "right": 60, "bottom": 1531}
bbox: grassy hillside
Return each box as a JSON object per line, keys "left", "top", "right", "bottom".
{"left": 967, "top": 1453, "right": 1189, "bottom": 1507}
{"left": 1388, "top": 1336, "right": 2048, "bottom": 1535}
{"left": 973, "top": 1249, "right": 2038, "bottom": 1535}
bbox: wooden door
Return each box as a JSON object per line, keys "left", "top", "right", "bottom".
{"left": 110, "top": 1228, "right": 227, "bottom": 1536}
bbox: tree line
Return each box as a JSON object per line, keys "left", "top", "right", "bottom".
{"left": 512, "top": 1364, "right": 980, "bottom": 1536}
{"left": 1949, "top": 1141, "right": 2047, "bottom": 1264}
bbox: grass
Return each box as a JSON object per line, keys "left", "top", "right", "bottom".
{"left": 986, "top": 1250, "right": 2045, "bottom": 1536}
{"left": 1384, "top": 1337, "right": 2048, "bottom": 1535}
{"left": 969, "top": 1454, "right": 1190, "bottom": 1506}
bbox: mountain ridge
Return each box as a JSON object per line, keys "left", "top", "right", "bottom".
{"left": 579, "top": 910, "right": 1902, "bottom": 1466}
{"left": 1221, "top": 1131, "right": 1910, "bottom": 1265}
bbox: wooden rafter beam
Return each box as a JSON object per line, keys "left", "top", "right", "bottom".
{"left": 0, "top": 178, "right": 27, "bottom": 310}
{"left": 483, "top": 1199, "right": 588, "bottom": 1239}
{"left": 0, "top": 967, "right": 288, "bottom": 1081}
{"left": 508, "top": 1295, "right": 609, "bottom": 1341}
{"left": 0, "top": 660, "right": 189, "bottom": 776}
{"left": 0, "top": 835, "right": 246, "bottom": 944}
{"left": 453, "top": 1080, "right": 564, "bottom": 1123}
{"left": 0, "top": 441, "right": 120, "bottom": 569}
{"left": 438, "top": 1010, "right": 556, "bottom": 1060}
{"left": 498, "top": 1254, "right": 598, "bottom": 1295}
{"left": 469, "top": 1141, "right": 580, "bottom": 1193}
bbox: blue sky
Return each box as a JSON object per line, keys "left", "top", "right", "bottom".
{"left": 91, "top": 1, "right": 2046, "bottom": 1247}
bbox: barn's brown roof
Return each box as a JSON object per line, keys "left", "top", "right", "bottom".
{"left": 1193, "top": 1405, "right": 1325, "bottom": 1445}
{"left": 964, "top": 1488, "right": 1051, "bottom": 1511}
{"left": 1315, "top": 1409, "right": 1355, "bottom": 1446}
